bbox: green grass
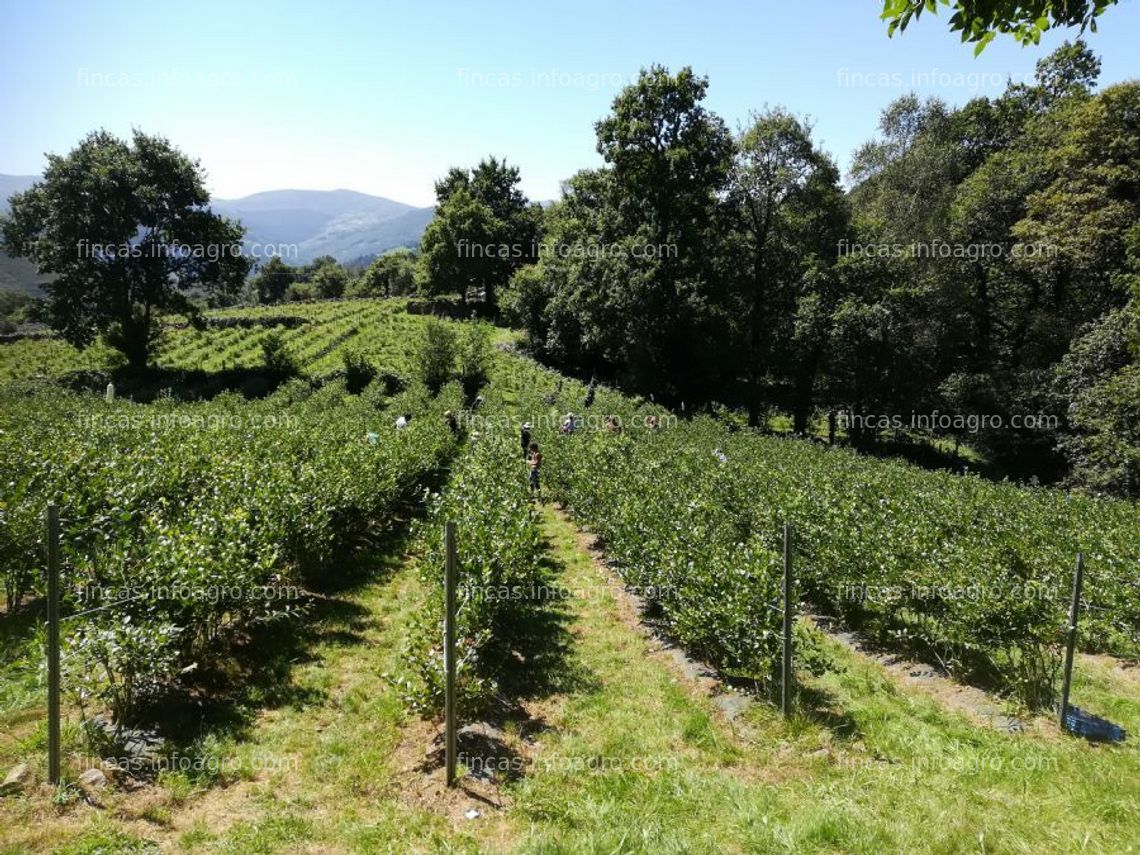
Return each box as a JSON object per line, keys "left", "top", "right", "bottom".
{"left": 2, "top": 492, "right": 1137, "bottom": 853}
{"left": 467, "top": 507, "right": 1139, "bottom": 854}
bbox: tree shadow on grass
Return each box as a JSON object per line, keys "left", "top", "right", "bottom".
{"left": 121, "top": 492, "right": 438, "bottom": 768}
{"left": 794, "top": 683, "right": 863, "bottom": 741}
{"left": 421, "top": 543, "right": 604, "bottom": 784}
{"left": 487, "top": 553, "right": 600, "bottom": 704}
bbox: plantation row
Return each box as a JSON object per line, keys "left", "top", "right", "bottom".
{"left": 2, "top": 300, "right": 1137, "bottom": 717}
{"left": 0, "top": 375, "right": 462, "bottom": 719}
{"left": 487, "top": 356, "right": 1140, "bottom": 709}
{"left": 0, "top": 298, "right": 423, "bottom": 381}
{"left": 399, "top": 430, "right": 547, "bottom": 713}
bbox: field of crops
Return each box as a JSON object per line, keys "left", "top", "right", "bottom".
{"left": 0, "top": 298, "right": 426, "bottom": 381}
{"left": 0, "top": 369, "right": 462, "bottom": 719}
{"left": 2, "top": 299, "right": 1138, "bottom": 723}
{"left": 487, "top": 356, "right": 1140, "bottom": 709}
{"left": 398, "top": 430, "right": 547, "bottom": 713}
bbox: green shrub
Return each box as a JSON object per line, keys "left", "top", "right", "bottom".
{"left": 342, "top": 348, "right": 377, "bottom": 394}
{"left": 0, "top": 380, "right": 463, "bottom": 722}
{"left": 457, "top": 322, "right": 493, "bottom": 402}
{"left": 260, "top": 331, "right": 298, "bottom": 376}
{"left": 414, "top": 317, "right": 457, "bottom": 394}
{"left": 400, "top": 431, "right": 544, "bottom": 714}
{"left": 285, "top": 280, "right": 317, "bottom": 302}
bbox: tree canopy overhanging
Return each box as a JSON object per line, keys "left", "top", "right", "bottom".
{"left": 881, "top": 0, "right": 1121, "bottom": 52}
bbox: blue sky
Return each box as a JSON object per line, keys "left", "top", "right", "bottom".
{"left": 2, "top": 0, "right": 1138, "bottom": 206}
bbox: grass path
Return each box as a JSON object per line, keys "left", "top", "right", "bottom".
{"left": 466, "top": 505, "right": 1140, "bottom": 854}
{"left": 3, "top": 504, "right": 1138, "bottom": 854}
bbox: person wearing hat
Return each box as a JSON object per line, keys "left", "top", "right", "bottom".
{"left": 520, "top": 422, "right": 532, "bottom": 457}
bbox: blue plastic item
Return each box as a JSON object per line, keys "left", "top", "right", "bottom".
{"left": 1062, "top": 706, "right": 1127, "bottom": 743}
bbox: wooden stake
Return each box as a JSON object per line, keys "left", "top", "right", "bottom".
{"left": 46, "top": 504, "right": 61, "bottom": 785}
{"left": 1059, "top": 552, "right": 1084, "bottom": 730}
{"left": 782, "top": 523, "right": 794, "bottom": 717}
{"left": 444, "top": 521, "right": 458, "bottom": 786}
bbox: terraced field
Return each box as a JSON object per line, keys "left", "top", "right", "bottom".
{"left": 0, "top": 299, "right": 426, "bottom": 381}
{"left": 0, "top": 299, "right": 1137, "bottom": 855}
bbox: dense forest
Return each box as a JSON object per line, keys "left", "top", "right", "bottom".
{"left": 457, "top": 42, "right": 1140, "bottom": 497}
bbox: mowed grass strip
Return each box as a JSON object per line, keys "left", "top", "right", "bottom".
{"left": 469, "top": 506, "right": 1140, "bottom": 855}
{"left": 3, "top": 498, "right": 1136, "bottom": 854}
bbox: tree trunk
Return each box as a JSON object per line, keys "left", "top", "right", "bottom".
{"left": 122, "top": 311, "right": 152, "bottom": 369}
{"left": 792, "top": 402, "right": 809, "bottom": 435}
{"left": 792, "top": 363, "right": 815, "bottom": 435}
{"left": 747, "top": 250, "right": 766, "bottom": 429}
{"left": 485, "top": 281, "right": 496, "bottom": 319}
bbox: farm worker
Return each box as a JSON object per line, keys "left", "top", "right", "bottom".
{"left": 528, "top": 442, "right": 543, "bottom": 498}
{"left": 560, "top": 413, "right": 576, "bottom": 434}
{"left": 584, "top": 379, "right": 596, "bottom": 408}
{"left": 520, "top": 422, "right": 532, "bottom": 457}
{"left": 395, "top": 414, "right": 409, "bottom": 431}
{"left": 444, "top": 410, "right": 460, "bottom": 436}
{"left": 366, "top": 431, "right": 379, "bottom": 445}
{"left": 646, "top": 415, "right": 658, "bottom": 431}
{"left": 713, "top": 446, "right": 727, "bottom": 464}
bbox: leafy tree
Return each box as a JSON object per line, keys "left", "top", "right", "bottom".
{"left": 423, "top": 157, "right": 537, "bottom": 313}
{"left": 260, "top": 331, "right": 298, "bottom": 377}
{"left": 728, "top": 108, "right": 847, "bottom": 428}
{"left": 0, "top": 129, "right": 251, "bottom": 368}
{"left": 286, "top": 280, "right": 317, "bottom": 302}
{"left": 350, "top": 248, "right": 417, "bottom": 298}
{"left": 342, "top": 347, "right": 378, "bottom": 394}
{"left": 509, "top": 65, "right": 737, "bottom": 403}
{"left": 881, "top": 0, "right": 1120, "bottom": 52}
{"left": 418, "top": 187, "right": 503, "bottom": 307}
{"left": 435, "top": 157, "right": 527, "bottom": 226}
{"left": 501, "top": 263, "right": 550, "bottom": 347}
{"left": 591, "top": 65, "right": 735, "bottom": 401}
{"left": 252, "top": 255, "right": 297, "bottom": 304}
{"left": 457, "top": 321, "right": 493, "bottom": 401}
{"left": 302, "top": 255, "right": 338, "bottom": 279}
{"left": 1035, "top": 39, "right": 1102, "bottom": 101}
{"left": 311, "top": 260, "right": 348, "bottom": 299}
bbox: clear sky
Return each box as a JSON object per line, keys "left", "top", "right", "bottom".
{"left": 2, "top": 0, "right": 1138, "bottom": 206}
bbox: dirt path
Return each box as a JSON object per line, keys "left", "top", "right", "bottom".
{"left": 807, "top": 614, "right": 1038, "bottom": 734}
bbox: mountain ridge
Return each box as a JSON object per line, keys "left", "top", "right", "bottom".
{"left": 0, "top": 176, "right": 435, "bottom": 294}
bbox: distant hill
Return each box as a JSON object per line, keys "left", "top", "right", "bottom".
{"left": 0, "top": 176, "right": 435, "bottom": 294}
{"left": 0, "top": 175, "right": 49, "bottom": 296}
{"left": 210, "top": 189, "right": 434, "bottom": 267}
{"left": 0, "top": 174, "right": 39, "bottom": 205}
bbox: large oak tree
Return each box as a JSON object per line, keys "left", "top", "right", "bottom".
{"left": 1, "top": 129, "right": 250, "bottom": 368}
